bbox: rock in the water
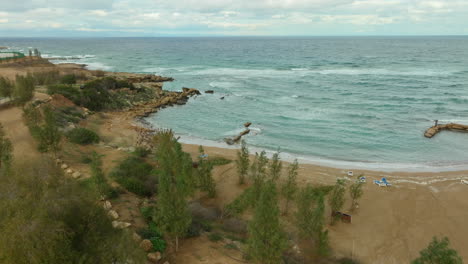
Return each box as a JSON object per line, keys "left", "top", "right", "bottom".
{"left": 147, "top": 252, "right": 162, "bottom": 263}
{"left": 61, "top": 164, "right": 68, "bottom": 169}
{"left": 244, "top": 122, "right": 252, "bottom": 128}
{"left": 112, "top": 221, "right": 131, "bottom": 229}
{"left": 205, "top": 90, "right": 214, "bottom": 94}
{"left": 108, "top": 210, "right": 119, "bottom": 219}
{"left": 140, "top": 239, "right": 153, "bottom": 252}
{"left": 72, "top": 171, "right": 81, "bottom": 179}
{"left": 103, "top": 201, "right": 112, "bottom": 210}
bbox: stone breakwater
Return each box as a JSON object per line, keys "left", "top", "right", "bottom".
{"left": 424, "top": 123, "right": 468, "bottom": 138}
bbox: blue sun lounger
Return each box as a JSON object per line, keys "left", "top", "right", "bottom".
{"left": 374, "top": 177, "right": 391, "bottom": 187}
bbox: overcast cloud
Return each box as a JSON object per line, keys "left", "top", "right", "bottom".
{"left": 0, "top": 0, "right": 467, "bottom": 36}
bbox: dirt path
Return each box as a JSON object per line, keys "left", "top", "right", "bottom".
{"left": 0, "top": 105, "right": 40, "bottom": 160}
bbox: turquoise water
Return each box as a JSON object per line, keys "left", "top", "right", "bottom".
{"left": 2, "top": 37, "right": 468, "bottom": 171}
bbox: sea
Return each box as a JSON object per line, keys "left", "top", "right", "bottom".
{"left": 2, "top": 36, "right": 468, "bottom": 172}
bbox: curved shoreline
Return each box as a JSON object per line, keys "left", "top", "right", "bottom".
{"left": 142, "top": 119, "right": 468, "bottom": 173}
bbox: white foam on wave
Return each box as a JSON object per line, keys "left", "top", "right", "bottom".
{"left": 84, "top": 62, "right": 113, "bottom": 71}
{"left": 43, "top": 54, "right": 96, "bottom": 60}
{"left": 173, "top": 66, "right": 456, "bottom": 78}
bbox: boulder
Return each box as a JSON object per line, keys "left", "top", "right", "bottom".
{"left": 72, "top": 171, "right": 81, "bottom": 179}
{"left": 103, "top": 201, "right": 112, "bottom": 210}
{"left": 205, "top": 90, "right": 214, "bottom": 94}
{"left": 61, "top": 164, "right": 68, "bottom": 169}
{"left": 140, "top": 239, "right": 153, "bottom": 252}
{"left": 108, "top": 210, "right": 119, "bottom": 219}
{"left": 147, "top": 252, "right": 162, "bottom": 263}
{"left": 244, "top": 122, "right": 252, "bottom": 128}
{"left": 55, "top": 158, "right": 62, "bottom": 164}
{"left": 66, "top": 169, "right": 73, "bottom": 174}
{"left": 112, "top": 221, "right": 131, "bottom": 229}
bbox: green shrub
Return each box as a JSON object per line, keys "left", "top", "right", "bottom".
{"left": 141, "top": 206, "right": 155, "bottom": 221}
{"left": 133, "top": 146, "right": 151, "bottom": 158}
{"left": 47, "top": 84, "right": 82, "bottom": 104}
{"left": 60, "top": 74, "right": 77, "bottom": 84}
{"left": 208, "top": 232, "right": 223, "bottom": 242}
{"left": 186, "top": 218, "right": 213, "bottom": 238}
{"left": 66, "top": 128, "right": 100, "bottom": 145}
{"left": 32, "top": 71, "right": 60, "bottom": 85}
{"left": 137, "top": 222, "right": 167, "bottom": 252}
{"left": 110, "top": 156, "right": 157, "bottom": 197}
{"left": 150, "top": 237, "right": 166, "bottom": 252}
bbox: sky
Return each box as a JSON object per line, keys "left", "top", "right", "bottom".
{"left": 0, "top": 0, "right": 467, "bottom": 37}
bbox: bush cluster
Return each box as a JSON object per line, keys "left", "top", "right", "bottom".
{"left": 138, "top": 222, "right": 166, "bottom": 252}
{"left": 110, "top": 156, "right": 157, "bottom": 197}
{"left": 66, "top": 128, "right": 100, "bottom": 145}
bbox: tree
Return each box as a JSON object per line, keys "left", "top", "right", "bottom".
{"left": 329, "top": 179, "right": 346, "bottom": 224}
{"left": 38, "top": 106, "right": 62, "bottom": 155}
{"left": 235, "top": 140, "right": 249, "bottom": 185}
{"left": 349, "top": 178, "right": 364, "bottom": 212}
{"left": 0, "top": 123, "right": 13, "bottom": 173}
{"left": 247, "top": 180, "right": 288, "bottom": 264}
{"left": 250, "top": 151, "right": 269, "bottom": 205}
{"left": 412, "top": 237, "right": 462, "bottom": 264}
{"left": 197, "top": 146, "right": 216, "bottom": 198}
{"left": 281, "top": 159, "right": 298, "bottom": 215}
{"left": 155, "top": 130, "right": 193, "bottom": 251}
{"left": 13, "top": 74, "right": 35, "bottom": 105}
{"left": 0, "top": 77, "right": 13, "bottom": 99}
{"left": 269, "top": 150, "right": 282, "bottom": 181}
{"left": 295, "top": 186, "right": 314, "bottom": 238}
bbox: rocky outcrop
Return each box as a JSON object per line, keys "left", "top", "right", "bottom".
{"left": 424, "top": 123, "right": 468, "bottom": 138}
{"left": 130, "top": 88, "right": 201, "bottom": 118}
{"left": 224, "top": 128, "right": 250, "bottom": 145}
{"left": 127, "top": 74, "right": 174, "bottom": 83}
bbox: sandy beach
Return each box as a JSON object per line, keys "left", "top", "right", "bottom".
{"left": 97, "top": 107, "right": 468, "bottom": 263}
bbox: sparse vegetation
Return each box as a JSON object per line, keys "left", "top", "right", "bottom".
{"left": 329, "top": 179, "right": 346, "bottom": 224}
{"left": 349, "top": 177, "right": 364, "bottom": 212}
{"left": 154, "top": 130, "right": 193, "bottom": 251}
{"left": 282, "top": 159, "right": 298, "bottom": 215}
{"left": 0, "top": 76, "right": 13, "bottom": 99}
{"left": 60, "top": 74, "right": 77, "bottom": 85}
{"left": 66, "top": 127, "right": 100, "bottom": 145}
{"left": 236, "top": 140, "right": 250, "bottom": 185}
{"left": 13, "top": 74, "right": 35, "bottom": 105}
{"left": 247, "top": 180, "right": 288, "bottom": 264}
{"left": 197, "top": 145, "right": 216, "bottom": 198}
{"left": 110, "top": 155, "right": 157, "bottom": 197}
{"left": 412, "top": 237, "right": 462, "bottom": 264}
{"left": 269, "top": 151, "right": 282, "bottom": 181}
{"left": 0, "top": 124, "right": 13, "bottom": 172}
{"left": 0, "top": 160, "right": 145, "bottom": 263}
